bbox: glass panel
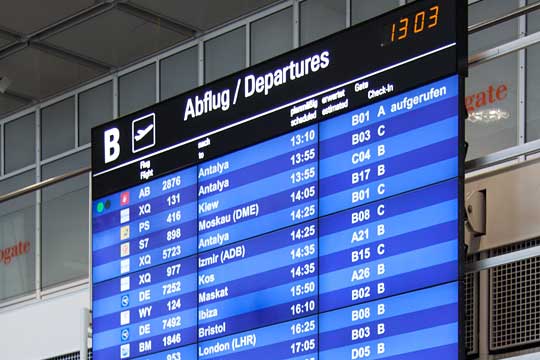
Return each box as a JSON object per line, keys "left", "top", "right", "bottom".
{"left": 119, "top": 64, "right": 156, "bottom": 116}
{"left": 0, "top": 94, "right": 27, "bottom": 119}
{"left": 529, "top": 0, "right": 540, "bottom": 34}
{"left": 0, "top": 124, "right": 2, "bottom": 174}
{"left": 469, "top": 0, "right": 519, "bottom": 54}
{"left": 465, "top": 54, "right": 518, "bottom": 160}
{"left": 527, "top": 43, "right": 540, "bottom": 142}
{"left": 79, "top": 82, "right": 113, "bottom": 145}
{"left": 41, "top": 152, "right": 89, "bottom": 288}
{"left": 251, "top": 8, "right": 293, "bottom": 65}
{"left": 41, "top": 150, "right": 90, "bottom": 179}
{"left": 41, "top": 97, "right": 75, "bottom": 160}
{"left": 4, "top": 113, "right": 35, "bottom": 173}
{"left": 527, "top": 2, "right": 540, "bottom": 142}
{"left": 300, "top": 0, "right": 346, "bottom": 45}
{"left": 205, "top": 27, "right": 246, "bottom": 83}
{"left": 160, "top": 46, "right": 198, "bottom": 101}
{"left": 0, "top": 172, "right": 35, "bottom": 301}
{"left": 41, "top": 177, "right": 88, "bottom": 288}
{"left": 0, "top": 170, "right": 34, "bottom": 196}
{"left": 351, "top": 0, "right": 400, "bottom": 25}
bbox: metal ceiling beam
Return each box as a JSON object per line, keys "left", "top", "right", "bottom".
{"left": 0, "top": 42, "right": 28, "bottom": 60}
{"left": 0, "top": 1, "right": 116, "bottom": 102}
{"left": 29, "top": 2, "right": 115, "bottom": 40}
{"left": 116, "top": 2, "right": 200, "bottom": 36}
{"left": 0, "top": 40, "right": 112, "bottom": 77}
{"left": 0, "top": 25, "right": 21, "bottom": 42}
{"left": 0, "top": 2, "right": 116, "bottom": 69}
{"left": 0, "top": 25, "right": 26, "bottom": 59}
{"left": 0, "top": 0, "right": 199, "bottom": 69}
{"left": 30, "top": 42, "right": 112, "bottom": 71}
{"left": 0, "top": 0, "right": 202, "bottom": 105}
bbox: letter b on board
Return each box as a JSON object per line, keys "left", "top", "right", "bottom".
{"left": 104, "top": 128, "right": 120, "bottom": 163}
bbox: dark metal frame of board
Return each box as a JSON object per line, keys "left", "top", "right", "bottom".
{"left": 91, "top": 0, "right": 468, "bottom": 358}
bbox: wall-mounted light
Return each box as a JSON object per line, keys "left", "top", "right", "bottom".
{"left": 467, "top": 108, "right": 510, "bottom": 124}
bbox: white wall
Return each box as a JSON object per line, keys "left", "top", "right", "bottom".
{"left": 0, "top": 286, "right": 89, "bottom": 360}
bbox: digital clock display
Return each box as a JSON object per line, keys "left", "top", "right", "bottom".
{"left": 383, "top": 5, "right": 441, "bottom": 45}
{"left": 91, "top": 0, "right": 466, "bottom": 359}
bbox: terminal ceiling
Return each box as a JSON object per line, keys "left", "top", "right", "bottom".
{"left": 0, "top": 0, "right": 283, "bottom": 118}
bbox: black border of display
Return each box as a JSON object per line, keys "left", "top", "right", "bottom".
{"left": 91, "top": 0, "right": 465, "bottom": 199}
{"left": 91, "top": 0, "right": 468, "bottom": 358}
{"left": 457, "top": 1, "right": 468, "bottom": 359}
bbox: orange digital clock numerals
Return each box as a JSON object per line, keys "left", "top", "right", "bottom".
{"left": 398, "top": 17, "right": 409, "bottom": 40}
{"left": 389, "top": 4, "right": 440, "bottom": 43}
{"left": 428, "top": 5, "right": 439, "bottom": 28}
{"left": 414, "top": 11, "right": 426, "bottom": 34}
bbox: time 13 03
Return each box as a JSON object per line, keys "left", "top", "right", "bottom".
{"left": 389, "top": 5, "right": 439, "bottom": 43}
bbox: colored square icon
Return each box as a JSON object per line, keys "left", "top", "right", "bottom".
{"left": 120, "top": 259, "right": 130, "bottom": 274}
{"left": 120, "top": 208, "right": 130, "bottom": 224}
{"left": 120, "top": 242, "right": 130, "bottom": 257}
{"left": 120, "top": 344, "right": 130, "bottom": 358}
{"left": 121, "top": 295, "right": 130, "bottom": 308}
{"left": 120, "top": 310, "right": 130, "bottom": 325}
{"left": 121, "top": 328, "right": 130, "bottom": 342}
{"left": 120, "top": 191, "right": 130, "bottom": 206}
{"left": 120, "top": 225, "right": 130, "bottom": 240}
{"left": 120, "top": 276, "right": 130, "bottom": 292}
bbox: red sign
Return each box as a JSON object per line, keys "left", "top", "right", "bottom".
{"left": 465, "top": 83, "right": 508, "bottom": 113}
{"left": 0, "top": 241, "right": 31, "bottom": 265}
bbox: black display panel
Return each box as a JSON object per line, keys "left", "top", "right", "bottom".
{"left": 91, "top": 1, "right": 467, "bottom": 359}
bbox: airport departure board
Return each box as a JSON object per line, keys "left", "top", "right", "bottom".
{"left": 91, "top": 0, "right": 467, "bottom": 359}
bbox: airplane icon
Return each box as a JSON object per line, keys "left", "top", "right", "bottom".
{"left": 131, "top": 113, "right": 156, "bottom": 153}
{"left": 134, "top": 124, "right": 154, "bottom": 142}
